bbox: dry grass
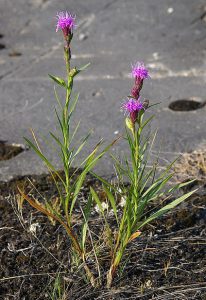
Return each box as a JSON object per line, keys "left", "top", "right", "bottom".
{"left": 174, "top": 145, "right": 206, "bottom": 183}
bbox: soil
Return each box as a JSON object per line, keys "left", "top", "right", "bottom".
{"left": 0, "top": 172, "right": 205, "bottom": 300}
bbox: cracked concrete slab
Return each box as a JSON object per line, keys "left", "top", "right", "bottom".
{"left": 0, "top": 0, "right": 206, "bottom": 181}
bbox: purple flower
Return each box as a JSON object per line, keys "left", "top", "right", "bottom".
{"left": 131, "top": 62, "right": 149, "bottom": 80}
{"left": 122, "top": 98, "right": 144, "bottom": 124}
{"left": 122, "top": 98, "right": 143, "bottom": 113}
{"left": 56, "top": 11, "right": 76, "bottom": 36}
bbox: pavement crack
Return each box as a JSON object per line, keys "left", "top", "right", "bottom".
{"left": 29, "top": 0, "right": 50, "bottom": 10}
{"left": 101, "top": 0, "right": 119, "bottom": 11}
{"left": 0, "top": 42, "right": 61, "bottom": 81}
{"left": 200, "top": 11, "right": 206, "bottom": 20}
{"left": 0, "top": 98, "right": 45, "bottom": 122}
{"left": 0, "top": 70, "right": 14, "bottom": 80}
{"left": 191, "top": 8, "right": 206, "bottom": 24}
{"left": 78, "top": 14, "right": 96, "bottom": 31}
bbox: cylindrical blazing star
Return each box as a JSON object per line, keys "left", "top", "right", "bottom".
{"left": 131, "top": 62, "right": 149, "bottom": 80}
{"left": 122, "top": 98, "right": 143, "bottom": 124}
{"left": 131, "top": 62, "right": 149, "bottom": 99}
{"left": 56, "top": 11, "right": 76, "bottom": 39}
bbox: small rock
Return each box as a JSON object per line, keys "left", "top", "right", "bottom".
{"left": 167, "top": 7, "right": 174, "bottom": 14}
{"left": 79, "top": 33, "right": 88, "bottom": 41}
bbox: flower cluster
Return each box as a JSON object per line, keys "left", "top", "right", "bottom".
{"left": 122, "top": 97, "right": 144, "bottom": 124}
{"left": 122, "top": 62, "right": 149, "bottom": 126}
{"left": 131, "top": 62, "right": 149, "bottom": 80}
{"left": 56, "top": 11, "right": 76, "bottom": 38}
{"left": 122, "top": 98, "right": 143, "bottom": 113}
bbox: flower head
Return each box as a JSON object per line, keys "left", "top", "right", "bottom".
{"left": 131, "top": 62, "right": 149, "bottom": 80}
{"left": 56, "top": 11, "right": 76, "bottom": 36}
{"left": 122, "top": 98, "right": 144, "bottom": 124}
{"left": 122, "top": 98, "right": 143, "bottom": 113}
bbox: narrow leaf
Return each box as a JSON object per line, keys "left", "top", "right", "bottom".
{"left": 18, "top": 188, "right": 82, "bottom": 255}
{"left": 138, "top": 189, "right": 197, "bottom": 229}
{"left": 81, "top": 194, "right": 93, "bottom": 249}
{"left": 78, "top": 62, "right": 91, "bottom": 72}
{"left": 128, "top": 230, "right": 141, "bottom": 243}
{"left": 24, "top": 138, "right": 65, "bottom": 186}
{"left": 49, "top": 74, "right": 67, "bottom": 88}
{"left": 104, "top": 185, "right": 118, "bottom": 223}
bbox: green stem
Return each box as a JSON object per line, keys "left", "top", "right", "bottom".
{"left": 63, "top": 44, "right": 72, "bottom": 224}
{"left": 107, "top": 243, "right": 127, "bottom": 288}
{"left": 63, "top": 38, "right": 97, "bottom": 286}
{"left": 132, "top": 123, "right": 139, "bottom": 214}
{"left": 133, "top": 114, "right": 144, "bottom": 215}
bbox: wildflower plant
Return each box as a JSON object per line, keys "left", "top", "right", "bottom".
{"left": 91, "top": 62, "right": 196, "bottom": 287}
{"left": 18, "top": 11, "right": 197, "bottom": 290}
{"left": 18, "top": 11, "right": 114, "bottom": 286}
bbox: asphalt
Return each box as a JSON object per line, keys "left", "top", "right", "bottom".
{"left": 0, "top": 0, "right": 206, "bottom": 181}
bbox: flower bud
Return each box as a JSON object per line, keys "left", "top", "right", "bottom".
{"left": 125, "top": 117, "right": 134, "bottom": 131}
{"left": 143, "top": 99, "right": 149, "bottom": 110}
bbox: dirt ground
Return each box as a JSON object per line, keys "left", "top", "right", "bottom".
{"left": 0, "top": 144, "right": 206, "bottom": 300}
{"left": 0, "top": 166, "right": 205, "bottom": 300}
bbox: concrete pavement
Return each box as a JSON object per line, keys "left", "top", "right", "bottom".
{"left": 0, "top": 0, "right": 206, "bottom": 181}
